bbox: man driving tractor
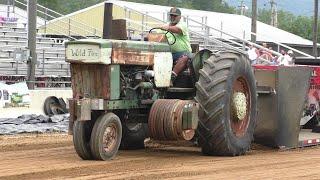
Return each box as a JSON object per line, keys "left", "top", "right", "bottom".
{"left": 158, "top": 7, "right": 192, "bottom": 84}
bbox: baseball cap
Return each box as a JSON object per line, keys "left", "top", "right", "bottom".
{"left": 169, "top": 7, "right": 181, "bottom": 16}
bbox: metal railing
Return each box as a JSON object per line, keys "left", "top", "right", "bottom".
{"left": 3, "top": 0, "right": 102, "bottom": 38}
{"left": 0, "top": 1, "right": 71, "bottom": 76}
{"left": 2, "top": 1, "right": 316, "bottom": 60}
{"left": 184, "top": 16, "right": 313, "bottom": 58}
{"left": 122, "top": 5, "right": 247, "bottom": 54}
{"left": 121, "top": 5, "right": 315, "bottom": 59}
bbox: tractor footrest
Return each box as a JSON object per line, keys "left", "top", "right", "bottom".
{"left": 167, "top": 87, "right": 195, "bottom": 93}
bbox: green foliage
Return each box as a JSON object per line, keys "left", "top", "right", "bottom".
{"left": 257, "top": 8, "right": 318, "bottom": 42}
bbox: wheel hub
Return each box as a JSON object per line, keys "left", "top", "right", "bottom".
{"left": 231, "top": 76, "right": 251, "bottom": 137}
{"left": 103, "top": 124, "right": 117, "bottom": 153}
{"left": 232, "top": 92, "right": 247, "bottom": 120}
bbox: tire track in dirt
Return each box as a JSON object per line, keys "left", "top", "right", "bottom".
{"left": 0, "top": 134, "right": 320, "bottom": 179}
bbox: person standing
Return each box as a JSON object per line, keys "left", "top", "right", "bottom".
{"left": 247, "top": 43, "right": 259, "bottom": 65}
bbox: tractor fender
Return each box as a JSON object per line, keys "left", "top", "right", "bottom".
{"left": 192, "top": 49, "right": 213, "bottom": 81}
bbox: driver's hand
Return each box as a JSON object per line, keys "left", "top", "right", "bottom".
{"left": 160, "top": 25, "right": 169, "bottom": 31}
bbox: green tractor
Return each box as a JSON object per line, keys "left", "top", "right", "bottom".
{"left": 66, "top": 33, "right": 257, "bottom": 160}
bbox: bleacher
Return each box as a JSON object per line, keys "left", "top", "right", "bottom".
{"left": 0, "top": 0, "right": 317, "bottom": 88}
{"left": 0, "top": 22, "right": 69, "bottom": 76}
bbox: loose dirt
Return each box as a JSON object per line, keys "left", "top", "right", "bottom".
{"left": 0, "top": 133, "right": 320, "bottom": 180}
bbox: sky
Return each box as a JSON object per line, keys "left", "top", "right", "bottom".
{"left": 225, "top": 0, "right": 314, "bottom": 16}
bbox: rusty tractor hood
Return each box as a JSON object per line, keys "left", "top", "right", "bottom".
{"left": 65, "top": 39, "right": 171, "bottom": 65}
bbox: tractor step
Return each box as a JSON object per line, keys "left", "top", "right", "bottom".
{"left": 167, "top": 87, "right": 195, "bottom": 93}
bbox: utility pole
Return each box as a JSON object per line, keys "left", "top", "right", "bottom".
{"left": 27, "top": 0, "right": 37, "bottom": 89}
{"left": 270, "top": 0, "right": 278, "bottom": 27}
{"left": 251, "top": 0, "right": 257, "bottom": 43}
{"left": 313, "top": 0, "right": 319, "bottom": 58}
{"left": 239, "top": 0, "right": 245, "bottom": 15}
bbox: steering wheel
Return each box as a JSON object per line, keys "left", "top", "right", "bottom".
{"left": 149, "top": 27, "right": 176, "bottom": 46}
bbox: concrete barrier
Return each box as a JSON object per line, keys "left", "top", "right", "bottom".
{"left": 0, "top": 88, "right": 72, "bottom": 118}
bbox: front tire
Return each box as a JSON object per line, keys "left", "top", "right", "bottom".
{"left": 195, "top": 51, "right": 257, "bottom": 156}
{"left": 90, "top": 113, "right": 122, "bottom": 160}
{"left": 73, "top": 120, "right": 94, "bottom": 160}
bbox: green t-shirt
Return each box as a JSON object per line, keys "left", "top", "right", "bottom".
{"left": 166, "top": 21, "right": 192, "bottom": 53}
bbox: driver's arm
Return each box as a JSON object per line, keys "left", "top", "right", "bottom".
{"left": 161, "top": 25, "right": 182, "bottom": 35}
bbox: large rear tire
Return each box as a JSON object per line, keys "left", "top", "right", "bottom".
{"left": 195, "top": 51, "right": 257, "bottom": 156}
{"left": 73, "top": 120, "right": 94, "bottom": 160}
{"left": 90, "top": 113, "right": 122, "bottom": 160}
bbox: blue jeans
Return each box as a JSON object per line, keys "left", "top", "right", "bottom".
{"left": 172, "top": 51, "right": 192, "bottom": 62}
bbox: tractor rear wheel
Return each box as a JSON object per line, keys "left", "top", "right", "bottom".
{"left": 120, "top": 123, "right": 147, "bottom": 150}
{"left": 90, "top": 113, "right": 122, "bottom": 160}
{"left": 73, "top": 120, "right": 94, "bottom": 160}
{"left": 195, "top": 51, "right": 257, "bottom": 156}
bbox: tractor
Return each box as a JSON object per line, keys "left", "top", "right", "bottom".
{"left": 65, "top": 29, "right": 257, "bottom": 160}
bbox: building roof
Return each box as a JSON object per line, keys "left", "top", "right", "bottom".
{"left": 109, "top": 0, "right": 314, "bottom": 46}
{"left": 0, "top": 4, "right": 45, "bottom": 28}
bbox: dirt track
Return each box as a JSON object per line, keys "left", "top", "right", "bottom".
{"left": 0, "top": 134, "right": 320, "bottom": 180}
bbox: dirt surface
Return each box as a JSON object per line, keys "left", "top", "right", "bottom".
{"left": 0, "top": 133, "right": 320, "bottom": 180}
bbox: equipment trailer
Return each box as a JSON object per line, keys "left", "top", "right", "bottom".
{"left": 254, "top": 65, "right": 320, "bottom": 149}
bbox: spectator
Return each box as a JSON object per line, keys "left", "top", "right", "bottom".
{"left": 277, "top": 49, "right": 287, "bottom": 65}
{"left": 256, "top": 43, "right": 274, "bottom": 64}
{"left": 258, "top": 43, "right": 273, "bottom": 61}
{"left": 247, "top": 43, "right": 259, "bottom": 65}
{"left": 288, "top": 50, "right": 295, "bottom": 65}
{"left": 278, "top": 50, "right": 294, "bottom": 66}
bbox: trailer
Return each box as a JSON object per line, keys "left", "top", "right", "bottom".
{"left": 254, "top": 65, "right": 320, "bottom": 149}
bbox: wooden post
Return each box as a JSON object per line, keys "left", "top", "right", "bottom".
{"left": 313, "top": 0, "right": 319, "bottom": 58}
{"left": 27, "top": 0, "right": 37, "bottom": 89}
{"left": 251, "top": 0, "right": 257, "bottom": 43}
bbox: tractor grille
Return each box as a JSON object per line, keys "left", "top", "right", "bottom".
{"left": 70, "top": 64, "right": 110, "bottom": 99}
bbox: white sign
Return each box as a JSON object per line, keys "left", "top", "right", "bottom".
{"left": 66, "top": 44, "right": 111, "bottom": 64}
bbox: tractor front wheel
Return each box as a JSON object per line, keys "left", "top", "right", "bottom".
{"left": 90, "top": 113, "right": 122, "bottom": 160}
{"left": 73, "top": 120, "right": 94, "bottom": 160}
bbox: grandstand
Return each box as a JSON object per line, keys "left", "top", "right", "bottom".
{"left": 0, "top": 0, "right": 318, "bottom": 87}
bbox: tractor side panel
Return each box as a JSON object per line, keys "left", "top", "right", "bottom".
{"left": 70, "top": 64, "right": 111, "bottom": 99}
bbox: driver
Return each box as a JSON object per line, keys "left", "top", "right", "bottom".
{"left": 158, "top": 7, "right": 192, "bottom": 84}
